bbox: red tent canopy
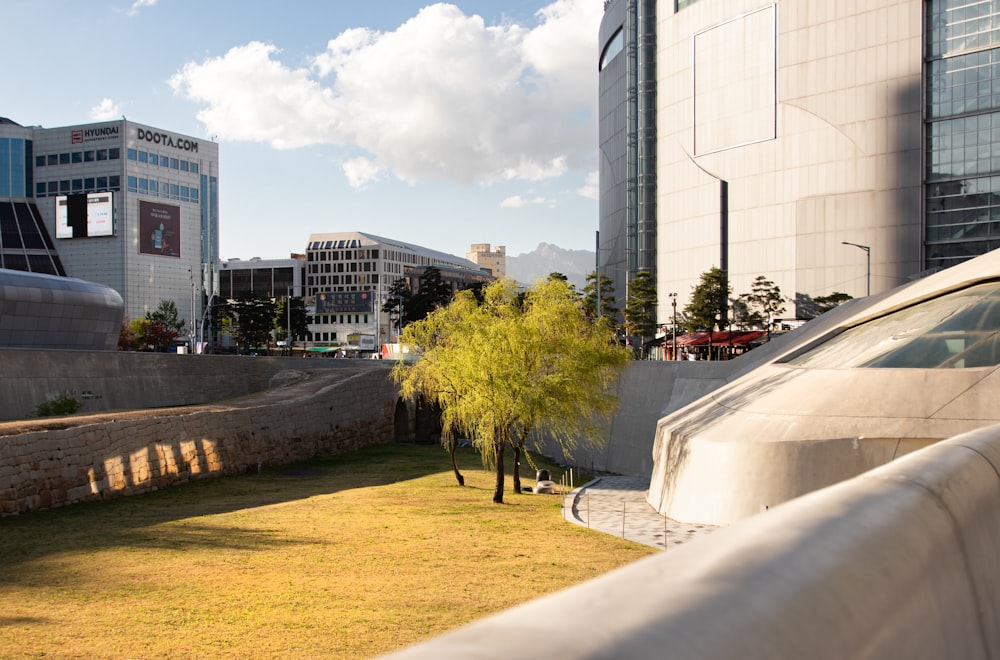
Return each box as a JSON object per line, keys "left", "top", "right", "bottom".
{"left": 673, "top": 330, "right": 766, "bottom": 348}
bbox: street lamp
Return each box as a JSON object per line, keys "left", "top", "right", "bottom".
{"left": 842, "top": 241, "right": 871, "bottom": 297}
{"left": 668, "top": 292, "right": 678, "bottom": 361}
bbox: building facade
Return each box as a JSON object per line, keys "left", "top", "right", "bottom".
{"left": 0, "top": 117, "right": 219, "bottom": 338}
{"left": 467, "top": 243, "right": 507, "bottom": 279}
{"left": 305, "top": 232, "right": 492, "bottom": 349}
{"left": 600, "top": 0, "right": 1000, "bottom": 325}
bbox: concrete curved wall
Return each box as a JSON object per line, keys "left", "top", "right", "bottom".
{"left": 0, "top": 348, "right": 390, "bottom": 421}
{"left": 383, "top": 424, "right": 1000, "bottom": 659}
{"left": 649, "top": 247, "right": 1000, "bottom": 525}
{"left": 0, "top": 269, "right": 123, "bottom": 350}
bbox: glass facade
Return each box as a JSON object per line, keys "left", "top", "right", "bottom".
{"left": 598, "top": 0, "right": 656, "bottom": 320}
{"left": 0, "top": 137, "right": 30, "bottom": 198}
{"left": 783, "top": 281, "right": 1000, "bottom": 369}
{"left": 926, "top": 0, "right": 1000, "bottom": 270}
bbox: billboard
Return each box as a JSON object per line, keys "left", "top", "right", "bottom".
{"left": 138, "top": 200, "right": 181, "bottom": 257}
{"left": 55, "top": 192, "right": 114, "bottom": 238}
{"left": 315, "top": 291, "right": 374, "bottom": 314}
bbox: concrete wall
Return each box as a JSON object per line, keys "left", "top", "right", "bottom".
{"left": 383, "top": 423, "right": 1000, "bottom": 659}
{"left": 0, "top": 348, "right": 387, "bottom": 421}
{"left": 0, "top": 367, "right": 401, "bottom": 515}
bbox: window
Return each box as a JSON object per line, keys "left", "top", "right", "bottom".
{"left": 96, "top": 149, "right": 108, "bottom": 161}
{"left": 97, "top": 176, "right": 108, "bottom": 189}
{"left": 72, "top": 179, "right": 83, "bottom": 191}
{"left": 84, "top": 177, "right": 95, "bottom": 190}
{"left": 170, "top": 158, "right": 179, "bottom": 169}
{"left": 84, "top": 151, "right": 95, "bottom": 162}
{"left": 71, "top": 152, "right": 82, "bottom": 163}
{"left": 109, "top": 175, "right": 120, "bottom": 189}
{"left": 180, "top": 160, "right": 189, "bottom": 172}
{"left": 35, "top": 155, "right": 45, "bottom": 167}
{"left": 190, "top": 162, "right": 198, "bottom": 174}
{"left": 783, "top": 282, "right": 1000, "bottom": 369}
{"left": 36, "top": 182, "right": 46, "bottom": 196}
{"left": 149, "top": 153, "right": 159, "bottom": 166}
{"left": 128, "top": 175, "right": 138, "bottom": 192}
{"left": 127, "top": 148, "right": 137, "bottom": 161}
{"left": 109, "top": 148, "right": 120, "bottom": 160}
{"left": 59, "top": 153, "right": 69, "bottom": 165}
{"left": 138, "top": 151, "right": 148, "bottom": 163}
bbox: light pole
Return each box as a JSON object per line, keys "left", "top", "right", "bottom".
{"left": 668, "top": 292, "right": 678, "bottom": 361}
{"left": 842, "top": 241, "right": 871, "bottom": 297}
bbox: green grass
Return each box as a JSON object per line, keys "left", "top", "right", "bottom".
{"left": 0, "top": 444, "right": 654, "bottom": 659}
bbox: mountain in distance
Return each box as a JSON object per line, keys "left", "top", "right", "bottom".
{"left": 505, "top": 242, "right": 595, "bottom": 290}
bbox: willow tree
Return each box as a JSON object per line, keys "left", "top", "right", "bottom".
{"left": 392, "top": 278, "right": 630, "bottom": 504}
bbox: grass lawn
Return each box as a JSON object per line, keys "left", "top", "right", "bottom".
{"left": 0, "top": 443, "right": 655, "bottom": 659}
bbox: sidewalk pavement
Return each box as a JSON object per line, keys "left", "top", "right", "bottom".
{"left": 561, "top": 475, "right": 717, "bottom": 550}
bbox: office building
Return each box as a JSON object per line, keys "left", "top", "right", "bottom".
{"left": 0, "top": 116, "right": 219, "bottom": 336}
{"left": 599, "top": 0, "right": 998, "bottom": 324}
{"left": 305, "top": 232, "right": 492, "bottom": 348}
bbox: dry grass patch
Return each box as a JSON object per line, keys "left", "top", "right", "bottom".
{"left": 0, "top": 444, "right": 654, "bottom": 658}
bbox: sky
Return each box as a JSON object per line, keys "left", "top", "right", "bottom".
{"left": 1, "top": 0, "right": 604, "bottom": 261}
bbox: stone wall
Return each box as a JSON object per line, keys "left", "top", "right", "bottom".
{"left": 0, "top": 368, "right": 402, "bottom": 515}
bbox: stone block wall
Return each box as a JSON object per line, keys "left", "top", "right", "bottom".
{"left": 0, "top": 368, "right": 402, "bottom": 515}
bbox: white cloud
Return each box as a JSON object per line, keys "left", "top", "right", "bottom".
{"left": 127, "top": 0, "right": 157, "bottom": 17}
{"left": 577, "top": 171, "right": 599, "bottom": 200}
{"left": 500, "top": 194, "right": 553, "bottom": 208}
{"left": 169, "top": 0, "right": 601, "bottom": 188}
{"left": 342, "top": 156, "right": 383, "bottom": 190}
{"left": 89, "top": 98, "right": 122, "bottom": 121}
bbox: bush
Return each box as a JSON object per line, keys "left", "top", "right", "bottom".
{"left": 36, "top": 395, "right": 82, "bottom": 418}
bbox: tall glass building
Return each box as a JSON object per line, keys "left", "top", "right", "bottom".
{"left": 0, "top": 117, "right": 219, "bottom": 335}
{"left": 600, "top": 0, "right": 1000, "bottom": 324}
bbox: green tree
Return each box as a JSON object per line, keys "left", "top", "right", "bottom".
{"left": 405, "top": 266, "right": 452, "bottom": 323}
{"left": 623, "top": 270, "right": 657, "bottom": 358}
{"left": 684, "top": 267, "right": 731, "bottom": 360}
{"left": 228, "top": 293, "right": 276, "bottom": 352}
{"left": 274, "top": 296, "right": 308, "bottom": 347}
{"left": 744, "top": 276, "right": 785, "bottom": 339}
{"left": 393, "top": 278, "right": 630, "bottom": 503}
{"left": 382, "top": 277, "right": 412, "bottom": 337}
{"left": 148, "top": 299, "right": 186, "bottom": 334}
{"left": 582, "top": 271, "right": 618, "bottom": 323}
{"left": 814, "top": 291, "right": 853, "bottom": 313}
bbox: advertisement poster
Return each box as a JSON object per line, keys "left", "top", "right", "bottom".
{"left": 139, "top": 200, "right": 181, "bottom": 257}
{"left": 55, "top": 192, "right": 114, "bottom": 238}
{"left": 314, "top": 291, "right": 373, "bottom": 314}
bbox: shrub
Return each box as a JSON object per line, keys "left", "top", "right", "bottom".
{"left": 36, "top": 395, "right": 82, "bottom": 418}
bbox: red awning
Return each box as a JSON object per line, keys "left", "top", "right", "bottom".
{"left": 672, "top": 331, "right": 766, "bottom": 348}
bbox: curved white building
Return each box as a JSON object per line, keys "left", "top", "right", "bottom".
{"left": 648, "top": 246, "right": 1000, "bottom": 525}
{"left": 600, "top": 0, "right": 999, "bottom": 322}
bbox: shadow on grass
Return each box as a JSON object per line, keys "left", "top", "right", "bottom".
{"left": 0, "top": 443, "right": 570, "bottom": 579}
{"left": 0, "top": 443, "right": 468, "bottom": 572}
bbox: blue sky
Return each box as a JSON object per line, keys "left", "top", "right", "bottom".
{"left": 1, "top": 0, "right": 602, "bottom": 261}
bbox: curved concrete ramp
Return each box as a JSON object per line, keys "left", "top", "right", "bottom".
{"left": 381, "top": 424, "right": 1000, "bottom": 659}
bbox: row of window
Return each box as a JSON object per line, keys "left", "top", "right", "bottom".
{"left": 35, "top": 176, "right": 122, "bottom": 197}
{"left": 308, "top": 248, "right": 380, "bottom": 261}
{"left": 126, "top": 148, "right": 200, "bottom": 174}
{"left": 35, "top": 148, "right": 121, "bottom": 167}
{"left": 308, "top": 261, "right": 377, "bottom": 274}
{"left": 126, "top": 176, "right": 199, "bottom": 203}
{"left": 309, "top": 314, "right": 370, "bottom": 326}
{"left": 307, "top": 274, "right": 378, "bottom": 287}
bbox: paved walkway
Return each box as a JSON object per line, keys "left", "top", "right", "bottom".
{"left": 561, "top": 475, "right": 718, "bottom": 550}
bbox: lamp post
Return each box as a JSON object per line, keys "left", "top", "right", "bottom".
{"left": 841, "top": 241, "right": 871, "bottom": 297}
{"left": 668, "top": 292, "right": 678, "bottom": 361}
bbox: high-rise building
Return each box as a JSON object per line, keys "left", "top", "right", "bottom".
{"left": 599, "top": 0, "right": 1000, "bottom": 324}
{"left": 0, "top": 116, "right": 219, "bottom": 336}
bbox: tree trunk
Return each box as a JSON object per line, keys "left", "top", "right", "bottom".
{"left": 512, "top": 443, "right": 522, "bottom": 494}
{"left": 448, "top": 438, "right": 465, "bottom": 486}
{"left": 492, "top": 439, "right": 505, "bottom": 504}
